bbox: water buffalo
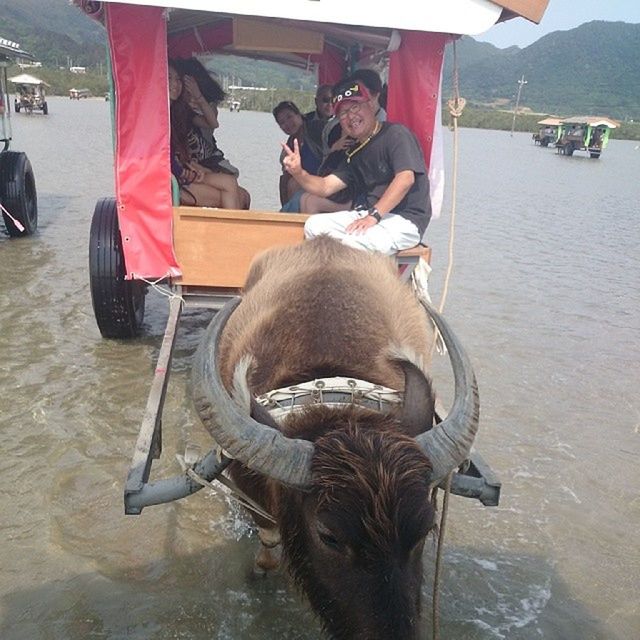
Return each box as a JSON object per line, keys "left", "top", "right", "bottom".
{"left": 192, "top": 236, "right": 478, "bottom": 639}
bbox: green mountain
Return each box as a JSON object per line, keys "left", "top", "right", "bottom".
{"left": 0, "top": 0, "right": 105, "bottom": 67}
{"left": 1, "top": 2, "right": 638, "bottom": 119}
{"left": 443, "top": 21, "right": 640, "bottom": 120}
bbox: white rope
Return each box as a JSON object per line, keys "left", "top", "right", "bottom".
{"left": 175, "top": 453, "right": 277, "bottom": 524}
{"left": 431, "top": 38, "right": 466, "bottom": 640}
{"left": 440, "top": 40, "right": 464, "bottom": 315}
{"left": 432, "top": 471, "right": 453, "bottom": 640}
{"left": 136, "top": 275, "right": 185, "bottom": 304}
{"left": 0, "top": 202, "right": 25, "bottom": 233}
{"left": 187, "top": 467, "right": 277, "bottom": 524}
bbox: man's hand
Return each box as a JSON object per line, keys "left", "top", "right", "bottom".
{"left": 346, "top": 214, "right": 378, "bottom": 235}
{"left": 331, "top": 134, "right": 356, "bottom": 152}
{"left": 281, "top": 139, "right": 303, "bottom": 177}
{"left": 281, "top": 142, "right": 347, "bottom": 198}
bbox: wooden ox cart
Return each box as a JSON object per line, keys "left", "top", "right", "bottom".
{"left": 74, "top": 0, "right": 548, "bottom": 523}
{"left": 9, "top": 73, "right": 49, "bottom": 115}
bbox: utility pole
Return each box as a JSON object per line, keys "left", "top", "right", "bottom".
{"left": 510, "top": 74, "right": 527, "bottom": 137}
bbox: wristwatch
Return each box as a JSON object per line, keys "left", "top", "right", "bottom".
{"left": 368, "top": 207, "right": 382, "bottom": 222}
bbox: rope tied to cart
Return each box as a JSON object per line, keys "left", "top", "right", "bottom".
{"left": 0, "top": 202, "right": 25, "bottom": 233}
{"left": 176, "top": 452, "right": 277, "bottom": 525}
{"left": 137, "top": 275, "right": 185, "bottom": 304}
{"left": 429, "top": 37, "right": 465, "bottom": 640}
{"left": 447, "top": 38, "right": 466, "bottom": 120}
{"left": 440, "top": 37, "right": 464, "bottom": 316}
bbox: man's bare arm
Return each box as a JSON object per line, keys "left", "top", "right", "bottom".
{"left": 344, "top": 170, "right": 415, "bottom": 235}
{"left": 282, "top": 139, "right": 347, "bottom": 198}
{"left": 371, "top": 170, "right": 415, "bottom": 215}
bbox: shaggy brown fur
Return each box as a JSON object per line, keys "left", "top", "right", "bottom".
{"left": 215, "top": 237, "right": 436, "bottom": 639}
{"left": 219, "top": 236, "right": 433, "bottom": 394}
{"left": 278, "top": 406, "right": 434, "bottom": 640}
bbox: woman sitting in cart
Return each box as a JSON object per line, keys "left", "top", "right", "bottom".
{"left": 273, "top": 100, "right": 323, "bottom": 209}
{"left": 169, "top": 60, "right": 245, "bottom": 209}
{"left": 173, "top": 57, "right": 251, "bottom": 208}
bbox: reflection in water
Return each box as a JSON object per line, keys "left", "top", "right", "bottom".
{"left": 0, "top": 98, "right": 638, "bottom": 639}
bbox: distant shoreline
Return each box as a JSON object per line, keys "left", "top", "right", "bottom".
{"left": 16, "top": 95, "right": 639, "bottom": 141}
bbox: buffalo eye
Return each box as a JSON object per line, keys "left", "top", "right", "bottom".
{"left": 316, "top": 524, "right": 343, "bottom": 552}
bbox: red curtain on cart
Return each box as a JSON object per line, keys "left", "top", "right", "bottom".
{"left": 106, "top": 3, "right": 180, "bottom": 279}
{"left": 388, "top": 31, "right": 449, "bottom": 220}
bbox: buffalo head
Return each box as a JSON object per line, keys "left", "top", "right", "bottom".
{"left": 192, "top": 300, "right": 477, "bottom": 638}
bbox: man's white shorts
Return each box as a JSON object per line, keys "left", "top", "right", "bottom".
{"left": 304, "top": 209, "right": 420, "bottom": 255}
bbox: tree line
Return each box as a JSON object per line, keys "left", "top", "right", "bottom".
{"left": 7, "top": 63, "right": 639, "bottom": 141}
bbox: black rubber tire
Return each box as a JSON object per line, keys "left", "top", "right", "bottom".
{"left": 14, "top": 102, "right": 20, "bottom": 113}
{"left": 42, "top": 101, "right": 48, "bottom": 115}
{"left": 89, "top": 197, "right": 146, "bottom": 338}
{"left": 564, "top": 143, "right": 574, "bottom": 157}
{"left": 590, "top": 152, "right": 600, "bottom": 159}
{"left": 540, "top": 139, "right": 549, "bottom": 147}
{"left": 0, "top": 151, "right": 38, "bottom": 237}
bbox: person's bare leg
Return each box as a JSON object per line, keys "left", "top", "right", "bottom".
{"left": 203, "top": 172, "right": 241, "bottom": 209}
{"left": 180, "top": 183, "right": 222, "bottom": 207}
{"left": 300, "top": 192, "right": 351, "bottom": 214}
{"left": 239, "top": 186, "right": 251, "bottom": 209}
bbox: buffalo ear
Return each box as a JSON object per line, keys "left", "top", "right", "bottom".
{"left": 397, "top": 359, "right": 435, "bottom": 437}
{"left": 250, "top": 397, "right": 281, "bottom": 430}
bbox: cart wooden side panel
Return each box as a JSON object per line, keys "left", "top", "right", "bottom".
{"left": 172, "top": 207, "right": 308, "bottom": 287}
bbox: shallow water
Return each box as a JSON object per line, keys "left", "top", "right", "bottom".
{"left": 0, "top": 97, "right": 638, "bottom": 639}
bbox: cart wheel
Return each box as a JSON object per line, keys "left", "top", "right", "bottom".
{"left": 564, "top": 143, "right": 574, "bottom": 157}
{"left": 590, "top": 152, "right": 600, "bottom": 159}
{"left": 0, "top": 151, "right": 38, "bottom": 237}
{"left": 42, "top": 101, "right": 48, "bottom": 115}
{"left": 89, "top": 197, "right": 146, "bottom": 338}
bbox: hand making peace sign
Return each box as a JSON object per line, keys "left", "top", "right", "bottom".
{"left": 281, "top": 138, "right": 302, "bottom": 176}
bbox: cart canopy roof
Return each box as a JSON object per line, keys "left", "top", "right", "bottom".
{"left": 537, "top": 117, "right": 563, "bottom": 126}
{"left": 0, "top": 36, "right": 34, "bottom": 62}
{"left": 8, "top": 74, "right": 49, "bottom": 87}
{"left": 91, "top": 0, "right": 547, "bottom": 34}
{"left": 561, "top": 116, "right": 619, "bottom": 129}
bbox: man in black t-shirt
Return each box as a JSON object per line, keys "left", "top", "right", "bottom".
{"left": 281, "top": 80, "right": 430, "bottom": 255}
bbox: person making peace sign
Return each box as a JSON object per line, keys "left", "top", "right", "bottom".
{"left": 282, "top": 80, "right": 431, "bottom": 255}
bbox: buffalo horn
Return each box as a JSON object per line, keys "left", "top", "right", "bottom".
{"left": 414, "top": 299, "right": 480, "bottom": 485}
{"left": 191, "top": 297, "right": 315, "bottom": 488}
